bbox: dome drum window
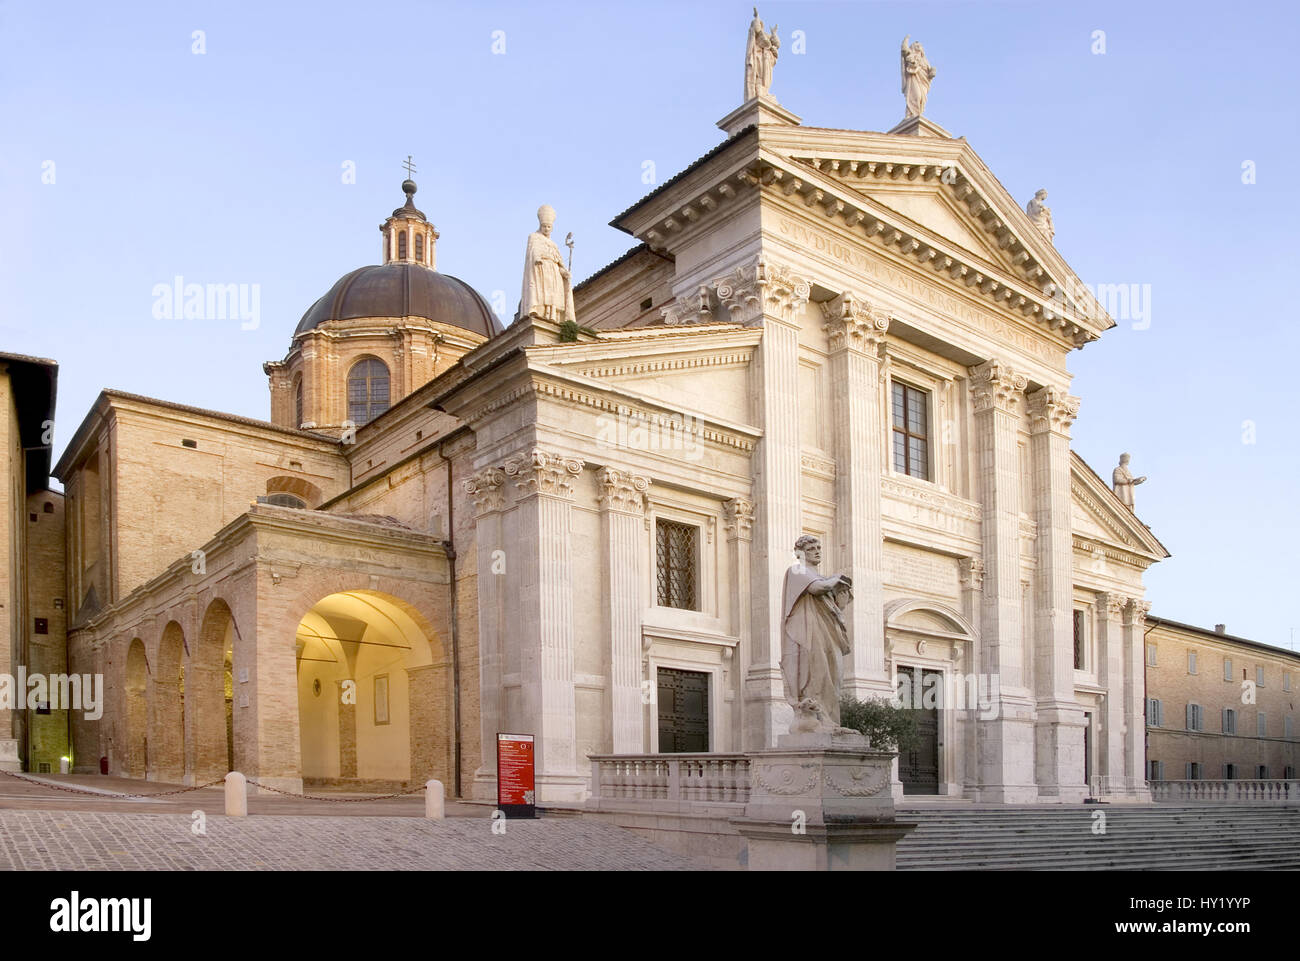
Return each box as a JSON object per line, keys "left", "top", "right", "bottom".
{"left": 347, "top": 357, "right": 391, "bottom": 426}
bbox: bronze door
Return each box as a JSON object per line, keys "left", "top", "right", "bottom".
{"left": 657, "top": 668, "right": 709, "bottom": 753}
{"left": 897, "top": 666, "right": 941, "bottom": 795}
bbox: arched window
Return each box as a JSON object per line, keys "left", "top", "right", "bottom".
{"left": 262, "top": 492, "right": 306, "bottom": 509}
{"left": 414, "top": 233, "right": 424, "bottom": 263}
{"left": 397, "top": 231, "right": 408, "bottom": 260}
{"left": 293, "top": 375, "right": 303, "bottom": 427}
{"left": 347, "top": 357, "right": 390, "bottom": 426}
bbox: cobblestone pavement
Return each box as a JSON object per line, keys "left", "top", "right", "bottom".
{"left": 0, "top": 810, "right": 711, "bottom": 870}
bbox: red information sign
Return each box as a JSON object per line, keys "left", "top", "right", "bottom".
{"left": 496, "top": 733, "right": 536, "bottom": 818}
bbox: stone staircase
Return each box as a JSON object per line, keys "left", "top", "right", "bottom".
{"left": 895, "top": 804, "right": 1300, "bottom": 870}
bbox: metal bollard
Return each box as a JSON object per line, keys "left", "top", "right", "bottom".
{"left": 425, "top": 779, "right": 445, "bottom": 819}
{"left": 225, "top": 771, "right": 248, "bottom": 816}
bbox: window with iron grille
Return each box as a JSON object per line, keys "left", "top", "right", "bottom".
{"left": 347, "top": 357, "right": 390, "bottom": 426}
{"left": 656, "top": 520, "right": 698, "bottom": 611}
{"left": 890, "top": 381, "right": 929, "bottom": 480}
{"left": 1072, "top": 610, "right": 1085, "bottom": 669}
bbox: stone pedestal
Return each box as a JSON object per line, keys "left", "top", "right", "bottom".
{"left": 731, "top": 732, "right": 915, "bottom": 870}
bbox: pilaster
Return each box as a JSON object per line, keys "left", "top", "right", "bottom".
{"left": 1122, "top": 597, "right": 1152, "bottom": 797}
{"left": 969, "top": 358, "right": 1035, "bottom": 802}
{"left": 1095, "top": 592, "right": 1126, "bottom": 789}
{"left": 716, "top": 260, "right": 809, "bottom": 750}
{"left": 1027, "top": 387, "right": 1086, "bottom": 799}
{"left": 465, "top": 465, "right": 506, "bottom": 799}
{"left": 822, "top": 292, "right": 891, "bottom": 699}
{"left": 597, "top": 467, "right": 650, "bottom": 754}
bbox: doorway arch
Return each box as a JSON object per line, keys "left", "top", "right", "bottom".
{"left": 124, "top": 638, "right": 148, "bottom": 777}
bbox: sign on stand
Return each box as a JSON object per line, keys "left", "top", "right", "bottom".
{"left": 496, "top": 733, "right": 536, "bottom": 819}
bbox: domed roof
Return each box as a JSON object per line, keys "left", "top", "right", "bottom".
{"left": 295, "top": 263, "right": 501, "bottom": 338}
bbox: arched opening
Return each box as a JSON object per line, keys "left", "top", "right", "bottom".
{"left": 124, "top": 639, "right": 148, "bottom": 777}
{"left": 884, "top": 599, "right": 978, "bottom": 798}
{"left": 193, "top": 600, "right": 241, "bottom": 781}
{"left": 294, "top": 590, "right": 445, "bottom": 789}
{"left": 346, "top": 356, "right": 390, "bottom": 426}
{"left": 397, "top": 230, "right": 408, "bottom": 260}
{"left": 414, "top": 232, "right": 424, "bottom": 263}
{"left": 293, "top": 374, "right": 303, "bottom": 427}
{"left": 150, "top": 621, "right": 186, "bottom": 783}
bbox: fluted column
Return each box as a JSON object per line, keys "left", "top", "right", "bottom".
{"left": 1095, "top": 592, "right": 1126, "bottom": 788}
{"left": 715, "top": 260, "right": 809, "bottom": 749}
{"left": 465, "top": 465, "right": 506, "bottom": 799}
{"left": 822, "top": 292, "right": 891, "bottom": 697}
{"left": 1123, "top": 597, "right": 1152, "bottom": 797}
{"left": 1027, "top": 386, "right": 1086, "bottom": 800}
{"left": 724, "top": 497, "right": 754, "bottom": 753}
{"left": 597, "top": 467, "right": 650, "bottom": 754}
{"left": 959, "top": 557, "right": 984, "bottom": 796}
{"left": 969, "top": 358, "right": 1035, "bottom": 802}
{"left": 502, "top": 447, "right": 585, "bottom": 801}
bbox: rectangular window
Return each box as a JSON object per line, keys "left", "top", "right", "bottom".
{"left": 1186, "top": 703, "right": 1203, "bottom": 731}
{"left": 1286, "top": 766, "right": 1296, "bottom": 779}
{"left": 1224, "top": 658, "right": 1233, "bottom": 681}
{"left": 1222, "top": 708, "right": 1237, "bottom": 735}
{"left": 1147, "top": 760, "right": 1163, "bottom": 781}
{"left": 1072, "top": 610, "right": 1086, "bottom": 670}
{"left": 1256, "top": 666, "right": 1265, "bottom": 687}
{"left": 1257, "top": 713, "right": 1267, "bottom": 737}
{"left": 1224, "top": 763, "right": 1236, "bottom": 780}
{"left": 1187, "top": 650, "right": 1197, "bottom": 674}
{"left": 1286, "top": 716, "right": 1294, "bottom": 740}
{"left": 890, "top": 381, "right": 929, "bottom": 480}
{"left": 1285, "top": 672, "right": 1292, "bottom": 692}
{"left": 1146, "top": 698, "right": 1162, "bottom": 727}
{"left": 1146, "top": 643, "right": 1157, "bottom": 667}
{"left": 1257, "top": 765, "right": 1269, "bottom": 780}
{"left": 1186, "top": 762, "right": 1201, "bottom": 780}
{"left": 655, "top": 519, "right": 699, "bottom": 611}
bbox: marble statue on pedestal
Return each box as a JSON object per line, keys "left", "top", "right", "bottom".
{"left": 1026, "top": 188, "right": 1055, "bottom": 242}
{"left": 780, "top": 535, "right": 854, "bottom": 733}
{"left": 1112, "top": 452, "right": 1147, "bottom": 510}
{"left": 900, "top": 35, "right": 936, "bottom": 119}
{"left": 744, "top": 8, "right": 780, "bottom": 101}
{"left": 520, "top": 204, "right": 575, "bottom": 323}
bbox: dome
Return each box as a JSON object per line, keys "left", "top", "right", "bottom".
{"left": 294, "top": 263, "right": 501, "bottom": 338}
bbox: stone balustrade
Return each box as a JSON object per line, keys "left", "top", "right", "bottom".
{"left": 589, "top": 753, "right": 751, "bottom": 806}
{"left": 1149, "top": 779, "right": 1300, "bottom": 805}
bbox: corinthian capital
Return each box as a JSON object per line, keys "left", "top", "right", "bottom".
{"left": 713, "top": 258, "right": 810, "bottom": 326}
{"left": 596, "top": 467, "right": 650, "bottom": 514}
{"left": 660, "top": 285, "right": 712, "bottom": 327}
{"left": 463, "top": 466, "right": 507, "bottom": 515}
{"left": 969, "top": 358, "right": 1028, "bottom": 414}
{"left": 502, "top": 447, "right": 584, "bottom": 499}
{"left": 820, "top": 291, "right": 890, "bottom": 353}
{"left": 1026, "top": 386, "right": 1081, "bottom": 436}
{"left": 1124, "top": 597, "right": 1152, "bottom": 628}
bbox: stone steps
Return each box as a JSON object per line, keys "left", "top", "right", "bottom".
{"left": 896, "top": 806, "right": 1300, "bottom": 870}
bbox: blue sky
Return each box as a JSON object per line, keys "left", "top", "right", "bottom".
{"left": 2, "top": 0, "right": 1297, "bottom": 649}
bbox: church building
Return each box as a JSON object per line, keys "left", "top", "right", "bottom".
{"left": 31, "top": 22, "right": 1171, "bottom": 805}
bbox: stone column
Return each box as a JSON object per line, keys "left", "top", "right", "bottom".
{"left": 597, "top": 467, "right": 650, "bottom": 754}
{"left": 1095, "top": 592, "right": 1126, "bottom": 790}
{"left": 503, "top": 447, "right": 585, "bottom": 801}
{"left": 1122, "top": 597, "right": 1152, "bottom": 797}
{"left": 465, "top": 466, "right": 506, "bottom": 800}
{"left": 821, "top": 292, "right": 891, "bottom": 698}
{"left": 724, "top": 497, "right": 755, "bottom": 751}
{"left": 714, "top": 260, "right": 809, "bottom": 750}
{"left": 958, "top": 557, "right": 984, "bottom": 796}
{"left": 1027, "top": 387, "right": 1086, "bottom": 800}
{"left": 969, "top": 358, "right": 1035, "bottom": 802}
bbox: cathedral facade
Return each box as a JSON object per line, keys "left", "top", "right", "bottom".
{"left": 37, "top": 58, "right": 1170, "bottom": 805}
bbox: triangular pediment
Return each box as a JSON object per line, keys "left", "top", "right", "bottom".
{"left": 1070, "top": 451, "right": 1168, "bottom": 560}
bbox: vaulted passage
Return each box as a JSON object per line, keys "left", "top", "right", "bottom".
{"left": 294, "top": 591, "right": 448, "bottom": 788}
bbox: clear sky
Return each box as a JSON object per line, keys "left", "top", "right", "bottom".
{"left": 2, "top": 0, "right": 1297, "bottom": 650}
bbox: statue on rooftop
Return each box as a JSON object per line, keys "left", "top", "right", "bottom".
{"left": 519, "top": 204, "right": 575, "bottom": 324}
{"left": 1112, "top": 453, "right": 1147, "bottom": 510}
{"left": 1026, "top": 188, "right": 1055, "bottom": 242}
{"left": 900, "top": 35, "right": 937, "bottom": 119}
{"left": 744, "top": 8, "right": 780, "bottom": 101}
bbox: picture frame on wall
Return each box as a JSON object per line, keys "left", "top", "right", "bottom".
{"left": 374, "top": 674, "right": 389, "bottom": 725}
